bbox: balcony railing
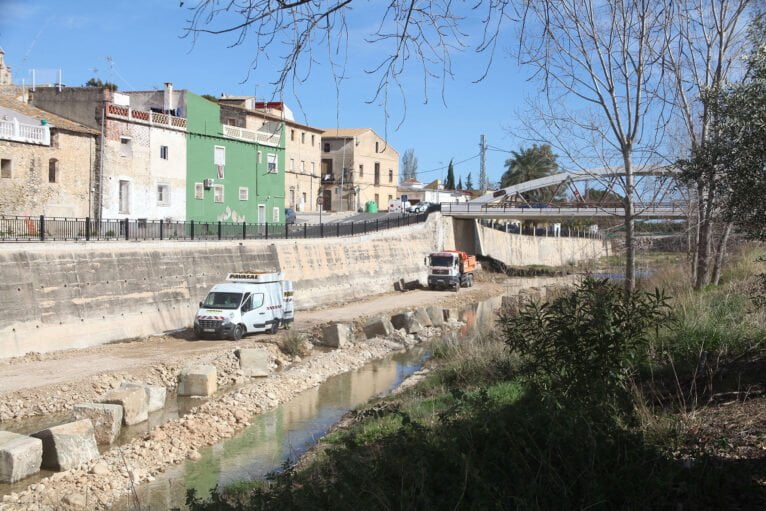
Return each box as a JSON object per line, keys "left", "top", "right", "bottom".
{"left": 222, "top": 124, "right": 281, "bottom": 147}
{"left": 0, "top": 118, "right": 50, "bottom": 145}
{"left": 106, "top": 104, "right": 187, "bottom": 131}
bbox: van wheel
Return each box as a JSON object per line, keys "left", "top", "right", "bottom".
{"left": 231, "top": 324, "right": 244, "bottom": 341}
{"left": 269, "top": 321, "right": 280, "bottom": 335}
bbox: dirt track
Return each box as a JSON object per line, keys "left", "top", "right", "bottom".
{"left": 0, "top": 281, "right": 506, "bottom": 417}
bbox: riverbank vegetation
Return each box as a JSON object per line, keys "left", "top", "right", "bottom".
{"left": 186, "top": 246, "right": 766, "bottom": 510}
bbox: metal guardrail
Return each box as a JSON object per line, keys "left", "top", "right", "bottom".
{"left": 0, "top": 213, "right": 428, "bottom": 243}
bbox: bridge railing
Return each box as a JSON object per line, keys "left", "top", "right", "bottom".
{"left": 477, "top": 218, "right": 605, "bottom": 240}
{"left": 440, "top": 201, "right": 687, "bottom": 216}
{"left": 0, "top": 213, "right": 428, "bottom": 243}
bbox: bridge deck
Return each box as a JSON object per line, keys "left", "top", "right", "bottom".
{"left": 440, "top": 203, "right": 686, "bottom": 219}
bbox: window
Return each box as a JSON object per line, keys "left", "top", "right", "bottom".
{"left": 323, "top": 142, "right": 330, "bottom": 152}
{"left": 194, "top": 182, "right": 204, "bottom": 200}
{"left": 273, "top": 207, "right": 280, "bottom": 223}
{"left": 374, "top": 162, "right": 380, "bottom": 185}
{"left": 119, "top": 180, "right": 130, "bottom": 214}
{"left": 120, "top": 137, "right": 132, "bottom": 158}
{"left": 267, "top": 153, "right": 278, "bottom": 173}
{"left": 359, "top": 164, "right": 364, "bottom": 178}
{"left": 290, "top": 158, "right": 295, "bottom": 171}
{"left": 160, "top": 145, "right": 169, "bottom": 160}
{"left": 48, "top": 159, "right": 58, "bottom": 183}
{"left": 1, "top": 159, "right": 11, "bottom": 178}
{"left": 290, "top": 129, "right": 295, "bottom": 141}
{"left": 301, "top": 160, "right": 305, "bottom": 172}
{"left": 311, "top": 134, "right": 315, "bottom": 146}
{"left": 311, "top": 162, "right": 315, "bottom": 174}
{"left": 227, "top": 118, "right": 237, "bottom": 126}
{"left": 388, "top": 195, "right": 393, "bottom": 204}
{"left": 301, "top": 132, "right": 305, "bottom": 144}
{"left": 375, "top": 141, "right": 379, "bottom": 153}
{"left": 214, "top": 145, "right": 226, "bottom": 165}
{"left": 157, "top": 184, "right": 170, "bottom": 206}
{"left": 289, "top": 189, "right": 295, "bottom": 207}
{"left": 239, "top": 187, "right": 249, "bottom": 201}
{"left": 389, "top": 169, "right": 393, "bottom": 182}
{"left": 257, "top": 151, "right": 262, "bottom": 164}
{"left": 214, "top": 184, "right": 224, "bottom": 203}
{"left": 302, "top": 192, "right": 307, "bottom": 207}
{"left": 374, "top": 193, "right": 380, "bottom": 207}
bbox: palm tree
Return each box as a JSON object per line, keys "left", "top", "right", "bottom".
{"left": 500, "top": 144, "right": 559, "bottom": 202}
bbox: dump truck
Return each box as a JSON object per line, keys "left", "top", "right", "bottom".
{"left": 194, "top": 271, "right": 294, "bottom": 340}
{"left": 426, "top": 250, "right": 477, "bottom": 291}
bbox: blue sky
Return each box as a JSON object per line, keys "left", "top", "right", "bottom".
{"left": 0, "top": 0, "right": 536, "bottom": 186}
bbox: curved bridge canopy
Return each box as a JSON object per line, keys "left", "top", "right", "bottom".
{"left": 471, "top": 166, "right": 678, "bottom": 204}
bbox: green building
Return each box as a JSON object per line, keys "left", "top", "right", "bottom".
{"left": 185, "top": 92, "right": 285, "bottom": 224}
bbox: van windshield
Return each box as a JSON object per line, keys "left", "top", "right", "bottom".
{"left": 429, "top": 255, "right": 454, "bottom": 267}
{"left": 202, "top": 292, "right": 243, "bottom": 310}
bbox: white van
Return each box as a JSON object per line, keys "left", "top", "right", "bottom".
{"left": 193, "top": 271, "right": 294, "bottom": 340}
{"left": 388, "top": 198, "right": 411, "bottom": 213}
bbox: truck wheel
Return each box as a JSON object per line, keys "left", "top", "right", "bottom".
{"left": 269, "top": 321, "right": 280, "bottom": 335}
{"left": 231, "top": 324, "right": 244, "bottom": 341}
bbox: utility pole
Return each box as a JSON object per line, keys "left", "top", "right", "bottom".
{"left": 479, "top": 134, "right": 487, "bottom": 193}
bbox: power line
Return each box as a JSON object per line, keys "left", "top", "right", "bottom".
{"left": 417, "top": 154, "right": 480, "bottom": 176}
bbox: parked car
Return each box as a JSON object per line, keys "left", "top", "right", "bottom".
{"left": 407, "top": 202, "right": 430, "bottom": 214}
{"left": 285, "top": 208, "right": 297, "bottom": 224}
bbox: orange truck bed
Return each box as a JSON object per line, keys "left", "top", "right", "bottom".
{"left": 444, "top": 250, "right": 477, "bottom": 273}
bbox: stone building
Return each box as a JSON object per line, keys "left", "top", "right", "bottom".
{"left": 219, "top": 98, "right": 322, "bottom": 212}
{"left": 320, "top": 128, "right": 399, "bottom": 212}
{"left": 0, "top": 96, "right": 98, "bottom": 218}
{"left": 30, "top": 84, "right": 188, "bottom": 220}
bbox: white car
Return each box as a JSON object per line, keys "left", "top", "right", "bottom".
{"left": 408, "top": 202, "right": 429, "bottom": 213}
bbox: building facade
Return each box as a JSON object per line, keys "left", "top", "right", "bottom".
{"left": 186, "top": 92, "right": 285, "bottom": 223}
{"left": 0, "top": 96, "right": 98, "bottom": 218}
{"left": 219, "top": 98, "right": 322, "bottom": 212}
{"left": 320, "top": 128, "right": 399, "bottom": 212}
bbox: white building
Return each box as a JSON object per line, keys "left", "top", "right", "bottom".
{"left": 398, "top": 178, "right": 470, "bottom": 205}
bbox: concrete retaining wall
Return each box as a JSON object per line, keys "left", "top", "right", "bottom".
{"left": 474, "top": 221, "right": 609, "bottom": 267}
{"left": 0, "top": 216, "right": 454, "bottom": 358}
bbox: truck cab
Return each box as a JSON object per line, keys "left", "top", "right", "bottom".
{"left": 194, "top": 272, "right": 294, "bottom": 340}
{"left": 426, "top": 251, "right": 476, "bottom": 291}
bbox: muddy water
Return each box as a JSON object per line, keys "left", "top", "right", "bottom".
{"left": 112, "top": 295, "right": 506, "bottom": 510}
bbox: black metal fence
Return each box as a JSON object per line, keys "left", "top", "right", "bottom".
{"left": 0, "top": 213, "right": 429, "bottom": 243}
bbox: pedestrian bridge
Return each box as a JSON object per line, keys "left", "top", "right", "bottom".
{"left": 442, "top": 166, "right": 685, "bottom": 219}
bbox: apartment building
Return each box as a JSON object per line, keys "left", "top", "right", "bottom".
{"left": 0, "top": 95, "right": 98, "bottom": 217}
{"left": 219, "top": 97, "right": 322, "bottom": 212}
{"left": 320, "top": 128, "right": 399, "bottom": 212}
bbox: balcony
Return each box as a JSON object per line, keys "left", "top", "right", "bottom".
{"left": 222, "top": 124, "right": 281, "bottom": 147}
{"left": 106, "top": 104, "right": 186, "bottom": 131}
{"left": 0, "top": 118, "right": 50, "bottom": 145}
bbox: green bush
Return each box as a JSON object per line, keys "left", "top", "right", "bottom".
{"left": 499, "top": 277, "right": 671, "bottom": 417}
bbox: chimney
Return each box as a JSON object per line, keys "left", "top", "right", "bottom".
{"left": 164, "top": 82, "right": 173, "bottom": 113}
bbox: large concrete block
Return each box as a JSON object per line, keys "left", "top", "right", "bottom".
{"left": 0, "top": 431, "right": 42, "bottom": 483}
{"left": 426, "top": 306, "right": 445, "bottom": 327}
{"left": 121, "top": 383, "right": 167, "bottom": 413}
{"left": 73, "top": 403, "right": 123, "bottom": 445}
{"left": 390, "top": 312, "right": 413, "bottom": 331}
{"left": 101, "top": 387, "right": 149, "bottom": 425}
{"left": 413, "top": 308, "right": 433, "bottom": 328}
{"left": 177, "top": 365, "right": 217, "bottom": 397}
{"left": 32, "top": 419, "right": 99, "bottom": 471}
{"left": 321, "top": 323, "right": 354, "bottom": 348}
{"left": 363, "top": 316, "right": 394, "bottom": 339}
{"left": 407, "top": 318, "right": 424, "bottom": 335}
{"left": 236, "top": 349, "right": 270, "bottom": 377}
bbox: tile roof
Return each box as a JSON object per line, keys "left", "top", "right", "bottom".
{"left": 0, "top": 96, "right": 99, "bottom": 136}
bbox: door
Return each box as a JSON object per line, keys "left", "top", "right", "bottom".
{"left": 322, "top": 189, "right": 332, "bottom": 211}
{"left": 257, "top": 204, "right": 266, "bottom": 224}
{"left": 243, "top": 292, "right": 266, "bottom": 330}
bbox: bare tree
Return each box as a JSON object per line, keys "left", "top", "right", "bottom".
{"left": 182, "top": 1, "right": 510, "bottom": 128}
{"left": 514, "top": 0, "right": 674, "bottom": 292}
{"left": 401, "top": 148, "right": 419, "bottom": 182}
{"left": 665, "top": 0, "right": 751, "bottom": 288}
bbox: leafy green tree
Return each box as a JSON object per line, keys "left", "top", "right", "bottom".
{"left": 201, "top": 94, "right": 218, "bottom": 102}
{"left": 445, "top": 159, "right": 455, "bottom": 190}
{"left": 465, "top": 172, "right": 474, "bottom": 191}
{"left": 500, "top": 144, "right": 559, "bottom": 201}
{"left": 84, "top": 78, "right": 118, "bottom": 91}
